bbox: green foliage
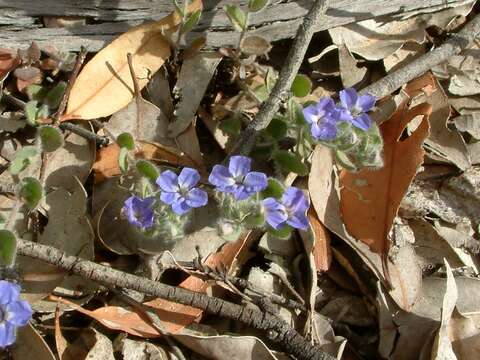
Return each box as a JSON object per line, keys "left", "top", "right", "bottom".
{"left": 219, "top": 116, "right": 241, "bottom": 136}
{"left": 180, "top": 9, "right": 202, "bottom": 34}
{"left": 9, "top": 146, "right": 38, "bottom": 175}
{"left": 38, "top": 125, "right": 64, "bottom": 153}
{"left": 0, "top": 230, "right": 16, "bottom": 267}
{"left": 274, "top": 150, "right": 308, "bottom": 175}
{"left": 117, "top": 132, "right": 135, "bottom": 150}
{"left": 44, "top": 81, "right": 67, "bottom": 109}
{"left": 248, "top": 0, "right": 269, "bottom": 12}
{"left": 136, "top": 160, "right": 160, "bottom": 182}
{"left": 261, "top": 178, "right": 284, "bottom": 199}
{"left": 18, "top": 177, "right": 43, "bottom": 209}
{"left": 224, "top": 5, "right": 247, "bottom": 31}
{"left": 267, "top": 224, "right": 293, "bottom": 239}
{"left": 25, "top": 100, "right": 49, "bottom": 126}
{"left": 291, "top": 74, "right": 312, "bottom": 98}
{"left": 119, "top": 147, "right": 129, "bottom": 173}
{"left": 265, "top": 118, "right": 287, "bottom": 140}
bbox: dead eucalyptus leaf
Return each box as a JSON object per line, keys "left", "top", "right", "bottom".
{"left": 340, "top": 101, "right": 431, "bottom": 282}
{"left": 454, "top": 113, "right": 480, "bottom": 139}
{"left": 240, "top": 35, "right": 272, "bottom": 56}
{"left": 12, "top": 324, "right": 56, "bottom": 360}
{"left": 168, "top": 52, "right": 222, "bottom": 137}
{"left": 65, "top": 0, "right": 202, "bottom": 120}
{"left": 338, "top": 43, "right": 366, "bottom": 88}
{"left": 407, "top": 74, "right": 470, "bottom": 170}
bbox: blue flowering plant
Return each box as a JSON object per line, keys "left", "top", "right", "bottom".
{"left": 301, "top": 88, "right": 383, "bottom": 170}
{"left": 0, "top": 280, "right": 32, "bottom": 348}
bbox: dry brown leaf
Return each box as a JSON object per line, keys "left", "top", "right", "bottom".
{"left": 54, "top": 304, "right": 69, "bottom": 359}
{"left": 92, "top": 141, "right": 196, "bottom": 183}
{"left": 307, "top": 207, "right": 332, "bottom": 273}
{"left": 0, "top": 48, "right": 20, "bottom": 81}
{"left": 12, "top": 323, "right": 56, "bottom": 360}
{"left": 340, "top": 101, "right": 431, "bottom": 282}
{"left": 65, "top": 0, "right": 202, "bottom": 120}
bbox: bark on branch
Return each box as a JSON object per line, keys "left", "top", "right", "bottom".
{"left": 16, "top": 238, "right": 335, "bottom": 360}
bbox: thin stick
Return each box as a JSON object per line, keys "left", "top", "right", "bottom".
{"left": 228, "top": 0, "right": 330, "bottom": 156}
{"left": 16, "top": 238, "right": 334, "bottom": 360}
{"left": 55, "top": 46, "right": 87, "bottom": 121}
{"left": 59, "top": 122, "right": 109, "bottom": 146}
{"left": 361, "top": 12, "right": 480, "bottom": 98}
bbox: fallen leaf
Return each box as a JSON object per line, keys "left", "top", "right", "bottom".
{"left": 338, "top": 43, "right": 367, "bottom": 88}
{"left": 12, "top": 323, "right": 56, "bottom": 360}
{"left": 55, "top": 304, "right": 68, "bottom": 360}
{"left": 113, "top": 337, "right": 168, "bottom": 359}
{"left": 408, "top": 74, "right": 470, "bottom": 170}
{"left": 431, "top": 261, "right": 458, "bottom": 360}
{"left": 65, "top": 0, "right": 202, "bottom": 120}
{"left": 340, "top": 101, "right": 431, "bottom": 282}
{"left": 0, "top": 48, "right": 20, "bottom": 81}
{"left": 454, "top": 113, "right": 480, "bottom": 139}
{"left": 307, "top": 207, "right": 332, "bottom": 273}
{"left": 168, "top": 52, "right": 222, "bottom": 137}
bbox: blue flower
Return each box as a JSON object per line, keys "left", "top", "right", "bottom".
{"left": 157, "top": 167, "right": 208, "bottom": 215}
{"left": 303, "top": 97, "right": 339, "bottom": 141}
{"left": 339, "top": 88, "right": 375, "bottom": 131}
{"left": 0, "top": 280, "right": 32, "bottom": 348}
{"left": 209, "top": 156, "right": 267, "bottom": 200}
{"left": 262, "top": 187, "right": 309, "bottom": 230}
{"left": 122, "top": 196, "right": 155, "bottom": 229}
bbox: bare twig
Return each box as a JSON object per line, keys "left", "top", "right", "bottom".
{"left": 55, "top": 46, "right": 87, "bottom": 121}
{"left": 59, "top": 122, "right": 109, "bottom": 146}
{"left": 16, "top": 238, "right": 334, "bottom": 360}
{"left": 228, "top": 0, "right": 330, "bottom": 156}
{"left": 361, "top": 12, "right": 480, "bottom": 99}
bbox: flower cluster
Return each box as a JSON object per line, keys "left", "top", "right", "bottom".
{"left": 0, "top": 280, "right": 32, "bottom": 348}
{"left": 122, "top": 156, "right": 310, "bottom": 236}
{"left": 303, "top": 87, "right": 375, "bottom": 142}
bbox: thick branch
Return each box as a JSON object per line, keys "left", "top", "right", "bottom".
{"left": 361, "top": 12, "right": 480, "bottom": 98}
{"left": 16, "top": 238, "right": 334, "bottom": 360}
{"left": 229, "top": 0, "right": 330, "bottom": 156}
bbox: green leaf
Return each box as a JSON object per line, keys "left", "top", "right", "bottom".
{"left": 18, "top": 177, "right": 43, "bottom": 209}
{"left": 0, "top": 230, "right": 17, "bottom": 266}
{"left": 181, "top": 9, "right": 201, "bottom": 34}
{"left": 265, "top": 118, "right": 287, "bottom": 140}
{"left": 224, "top": 5, "right": 247, "bottom": 32}
{"left": 248, "top": 0, "right": 269, "bottom": 12}
{"left": 291, "top": 74, "right": 312, "bottom": 98}
{"left": 274, "top": 150, "right": 308, "bottom": 175}
{"left": 136, "top": 160, "right": 160, "bottom": 182}
{"left": 26, "top": 84, "right": 48, "bottom": 102}
{"left": 219, "top": 116, "right": 241, "bottom": 136}
{"left": 39, "top": 125, "right": 64, "bottom": 152}
{"left": 335, "top": 149, "right": 358, "bottom": 171}
{"left": 117, "top": 132, "right": 135, "bottom": 150}
{"left": 44, "top": 81, "right": 67, "bottom": 109}
{"left": 119, "top": 147, "right": 129, "bottom": 173}
{"left": 25, "top": 100, "right": 39, "bottom": 126}
{"left": 261, "top": 178, "right": 284, "bottom": 199}
{"left": 9, "top": 146, "right": 38, "bottom": 175}
{"left": 268, "top": 224, "right": 293, "bottom": 239}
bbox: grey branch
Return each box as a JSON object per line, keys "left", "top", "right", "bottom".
{"left": 16, "top": 238, "right": 335, "bottom": 360}
{"left": 228, "top": 0, "right": 330, "bottom": 156}
{"left": 361, "top": 12, "right": 480, "bottom": 98}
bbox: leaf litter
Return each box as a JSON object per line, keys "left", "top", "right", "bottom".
{"left": 1, "top": 1, "right": 480, "bottom": 359}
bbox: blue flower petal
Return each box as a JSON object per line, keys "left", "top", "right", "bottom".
{"left": 160, "top": 191, "right": 181, "bottom": 205}
{"left": 185, "top": 188, "right": 208, "bottom": 208}
{"left": 228, "top": 156, "right": 251, "bottom": 179}
{"left": 357, "top": 94, "right": 375, "bottom": 112}
{"left": 287, "top": 212, "right": 309, "bottom": 230}
{"left": 122, "top": 196, "right": 155, "bottom": 229}
{"left": 351, "top": 113, "right": 372, "bottom": 131}
{"left": 209, "top": 165, "right": 235, "bottom": 188}
{"left": 177, "top": 167, "right": 200, "bottom": 190}
{"left": 171, "top": 199, "right": 191, "bottom": 215}
{"left": 310, "top": 121, "right": 337, "bottom": 141}
{"left": 316, "top": 97, "right": 335, "bottom": 115}
{"left": 0, "top": 281, "right": 20, "bottom": 305}
{"left": 243, "top": 172, "right": 267, "bottom": 192}
{"left": 0, "top": 322, "right": 16, "bottom": 348}
{"left": 282, "top": 187, "right": 309, "bottom": 213}
{"left": 262, "top": 198, "right": 288, "bottom": 230}
{"left": 339, "top": 88, "right": 358, "bottom": 110}
{"left": 303, "top": 104, "right": 319, "bottom": 125}
{"left": 5, "top": 301, "right": 32, "bottom": 326}
{"left": 232, "top": 185, "right": 250, "bottom": 200}
{"left": 156, "top": 170, "right": 179, "bottom": 192}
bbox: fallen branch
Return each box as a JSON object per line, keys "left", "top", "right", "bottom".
{"left": 16, "top": 238, "right": 335, "bottom": 360}
{"left": 361, "top": 12, "right": 480, "bottom": 98}
{"left": 229, "top": 0, "right": 330, "bottom": 156}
